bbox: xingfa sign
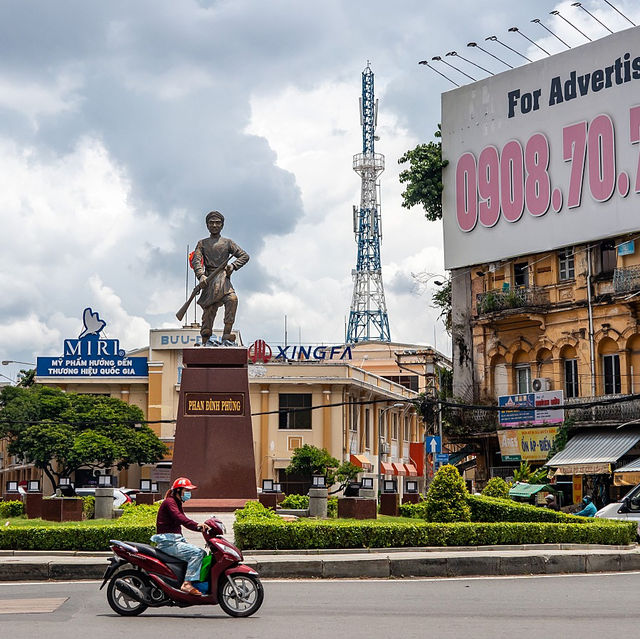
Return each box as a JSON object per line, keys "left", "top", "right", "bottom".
{"left": 442, "top": 26, "right": 640, "bottom": 269}
{"left": 36, "top": 308, "right": 148, "bottom": 378}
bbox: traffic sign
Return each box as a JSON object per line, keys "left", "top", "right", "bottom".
{"left": 425, "top": 435, "right": 441, "bottom": 454}
{"left": 435, "top": 453, "right": 449, "bottom": 465}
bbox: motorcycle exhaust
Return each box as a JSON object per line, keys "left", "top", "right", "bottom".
{"left": 115, "top": 579, "right": 147, "bottom": 604}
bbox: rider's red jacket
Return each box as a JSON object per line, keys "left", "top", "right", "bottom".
{"left": 155, "top": 495, "right": 200, "bottom": 534}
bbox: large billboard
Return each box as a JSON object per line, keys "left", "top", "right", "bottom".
{"left": 442, "top": 26, "right": 640, "bottom": 269}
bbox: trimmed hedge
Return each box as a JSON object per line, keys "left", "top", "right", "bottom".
{"left": 0, "top": 500, "right": 24, "bottom": 518}
{"left": 0, "top": 502, "right": 157, "bottom": 551}
{"left": 399, "top": 494, "right": 589, "bottom": 524}
{"left": 234, "top": 518, "right": 637, "bottom": 550}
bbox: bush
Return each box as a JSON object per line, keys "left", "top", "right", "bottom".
{"left": 234, "top": 518, "right": 636, "bottom": 550}
{"left": 423, "top": 465, "right": 471, "bottom": 522}
{"left": 0, "top": 500, "right": 24, "bottom": 518}
{"left": 468, "top": 494, "right": 586, "bottom": 523}
{"left": 327, "top": 496, "right": 338, "bottom": 518}
{"left": 481, "top": 478, "right": 511, "bottom": 500}
{"left": 235, "top": 500, "right": 279, "bottom": 522}
{"left": 279, "top": 494, "right": 309, "bottom": 509}
{"left": 82, "top": 495, "right": 95, "bottom": 520}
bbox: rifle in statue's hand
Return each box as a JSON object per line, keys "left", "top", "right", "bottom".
{"left": 176, "top": 259, "right": 229, "bottom": 322}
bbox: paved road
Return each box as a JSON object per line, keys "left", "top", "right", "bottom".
{"left": 2, "top": 573, "right": 639, "bottom": 638}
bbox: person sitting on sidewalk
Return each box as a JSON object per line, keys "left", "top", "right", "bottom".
{"left": 151, "top": 477, "right": 210, "bottom": 596}
{"left": 573, "top": 495, "right": 597, "bottom": 517}
{"left": 544, "top": 493, "right": 560, "bottom": 511}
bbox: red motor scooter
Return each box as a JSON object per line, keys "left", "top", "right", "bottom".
{"left": 100, "top": 516, "right": 263, "bottom": 617}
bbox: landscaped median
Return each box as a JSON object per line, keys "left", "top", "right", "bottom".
{"left": 0, "top": 504, "right": 157, "bottom": 551}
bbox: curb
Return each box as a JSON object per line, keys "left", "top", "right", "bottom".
{"left": 2, "top": 547, "right": 640, "bottom": 582}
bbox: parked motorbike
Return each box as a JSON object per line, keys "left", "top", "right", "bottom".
{"left": 101, "top": 516, "right": 263, "bottom": 617}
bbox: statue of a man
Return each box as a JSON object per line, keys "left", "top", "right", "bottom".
{"left": 192, "top": 210, "right": 249, "bottom": 345}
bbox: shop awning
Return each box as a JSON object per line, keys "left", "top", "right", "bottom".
{"left": 392, "top": 462, "right": 406, "bottom": 476}
{"left": 350, "top": 454, "right": 373, "bottom": 471}
{"left": 508, "top": 482, "right": 551, "bottom": 498}
{"left": 546, "top": 429, "right": 640, "bottom": 468}
{"left": 380, "top": 461, "right": 394, "bottom": 475}
{"left": 613, "top": 458, "right": 640, "bottom": 486}
{"left": 553, "top": 463, "right": 611, "bottom": 476}
{"left": 404, "top": 463, "right": 418, "bottom": 476}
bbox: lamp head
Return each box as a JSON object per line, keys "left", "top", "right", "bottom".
{"left": 508, "top": 26, "right": 519, "bottom": 32}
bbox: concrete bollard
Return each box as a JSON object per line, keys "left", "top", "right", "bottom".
{"left": 94, "top": 487, "right": 114, "bottom": 520}
{"left": 308, "top": 487, "right": 328, "bottom": 518}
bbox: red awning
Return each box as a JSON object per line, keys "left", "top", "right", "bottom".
{"left": 404, "top": 463, "right": 418, "bottom": 477}
{"left": 392, "top": 462, "right": 407, "bottom": 476}
{"left": 350, "top": 454, "right": 373, "bottom": 471}
{"left": 380, "top": 461, "right": 394, "bottom": 475}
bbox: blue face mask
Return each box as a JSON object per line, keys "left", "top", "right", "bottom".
{"left": 182, "top": 491, "right": 192, "bottom": 502}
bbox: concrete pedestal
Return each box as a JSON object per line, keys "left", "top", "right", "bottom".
{"left": 25, "top": 493, "right": 43, "bottom": 519}
{"left": 337, "top": 497, "right": 377, "bottom": 520}
{"left": 309, "top": 488, "right": 328, "bottom": 518}
{"left": 379, "top": 493, "right": 399, "bottom": 516}
{"left": 402, "top": 493, "right": 421, "bottom": 505}
{"left": 135, "top": 492, "right": 160, "bottom": 506}
{"left": 41, "top": 498, "right": 83, "bottom": 522}
{"left": 259, "top": 493, "right": 278, "bottom": 509}
{"left": 95, "top": 488, "right": 114, "bottom": 519}
{"left": 172, "top": 348, "right": 257, "bottom": 511}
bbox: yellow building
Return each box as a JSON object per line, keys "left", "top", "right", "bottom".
{"left": 3, "top": 327, "right": 436, "bottom": 496}
{"left": 451, "top": 234, "right": 640, "bottom": 497}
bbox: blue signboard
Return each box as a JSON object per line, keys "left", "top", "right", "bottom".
{"left": 425, "top": 435, "right": 441, "bottom": 454}
{"left": 435, "top": 453, "right": 449, "bottom": 465}
{"left": 499, "top": 394, "right": 536, "bottom": 425}
{"left": 618, "top": 240, "right": 635, "bottom": 256}
{"left": 37, "top": 308, "right": 148, "bottom": 378}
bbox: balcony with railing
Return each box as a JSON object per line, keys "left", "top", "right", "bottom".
{"left": 564, "top": 394, "right": 640, "bottom": 424}
{"left": 613, "top": 266, "right": 640, "bottom": 294}
{"left": 475, "top": 286, "right": 550, "bottom": 316}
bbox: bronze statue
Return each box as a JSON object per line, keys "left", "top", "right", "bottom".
{"left": 189, "top": 210, "right": 249, "bottom": 346}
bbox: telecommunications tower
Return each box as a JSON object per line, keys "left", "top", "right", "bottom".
{"left": 346, "top": 63, "right": 390, "bottom": 343}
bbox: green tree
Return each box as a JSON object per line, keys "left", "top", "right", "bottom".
{"left": 424, "top": 464, "right": 471, "bottom": 522}
{"left": 0, "top": 385, "right": 167, "bottom": 489}
{"left": 398, "top": 126, "right": 448, "bottom": 221}
{"left": 285, "top": 444, "right": 361, "bottom": 492}
{"left": 512, "top": 461, "right": 549, "bottom": 484}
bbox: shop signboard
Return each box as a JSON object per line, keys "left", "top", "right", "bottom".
{"left": 442, "top": 26, "right": 640, "bottom": 269}
{"left": 499, "top": 390, "right": 564, "bottom": 426}
{"left": 497, "top": 427, "right": 558, "bottom": 462}
{"left": 36, "top": 308, "right": 147, "bottom": 378}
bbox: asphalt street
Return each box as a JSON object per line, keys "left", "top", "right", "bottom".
{"left": 1, "top": 573, "right": 640, "bottom": 638}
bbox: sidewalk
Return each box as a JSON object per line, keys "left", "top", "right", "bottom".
{"left": 2, "top": 512, "right": 640, "bottom": 581}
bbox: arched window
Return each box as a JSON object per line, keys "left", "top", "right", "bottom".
{"left": 512, "top": 350, "right": 531, "bottom": 394}
{"left": 560, "top": 345, "right": 579, "bottom": 398}
{"left": 628, "top": 335, "right": 640, "bottom": 394}
{"left": 598, "top": 337, "right": 620, "bottom": 395}
{"left": 536, "top": 348, "right": 553, "bottom": 386}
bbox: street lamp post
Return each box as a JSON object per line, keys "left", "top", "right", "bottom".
{"left": 1, "top": 360, "right": 35, "bottom": 366}
{"left": 378, "top": 403, "right": 405, "bottom": 497}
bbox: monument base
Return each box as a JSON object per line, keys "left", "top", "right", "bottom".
{"left": 172, "top": 348, "right": 258, "bottom": 504}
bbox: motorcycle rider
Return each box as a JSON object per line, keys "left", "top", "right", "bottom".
{"left": 151, "top": 477, "right": 210, "bottom": 596}
{"left": 573, "top": 494, "right": 597, "bottom": 517}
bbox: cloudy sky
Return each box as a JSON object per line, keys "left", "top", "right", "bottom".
{"left": 1, "top": 0, "right": 638, "bottom": 376}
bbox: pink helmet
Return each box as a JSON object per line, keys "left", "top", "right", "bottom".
{"left": 171, "top": 477, "right": 197, "bottom": 490}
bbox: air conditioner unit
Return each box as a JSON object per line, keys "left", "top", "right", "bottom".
{"left": 380, "top": 442, "right": 390, "bottom": 455}
{"left": 532, "top": 377, "right": 551, "bottom": 392}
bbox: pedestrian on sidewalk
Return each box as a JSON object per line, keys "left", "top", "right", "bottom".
{"left": 150, "top": 477, "right": 210, "bottom": 596}
{"left": 573, "top": 494, "right": 597, "bottom": 517}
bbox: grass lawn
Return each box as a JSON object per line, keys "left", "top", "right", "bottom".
{"left": 3, "top": 516, "right": 124, "bottom": 528}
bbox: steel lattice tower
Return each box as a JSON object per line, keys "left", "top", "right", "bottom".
{"left": 346, "top": 63, "right": 391, "bottom": 343}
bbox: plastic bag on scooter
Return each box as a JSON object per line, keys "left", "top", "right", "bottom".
{"left": 199, "top": 554, "right": 212, "bottom": 582}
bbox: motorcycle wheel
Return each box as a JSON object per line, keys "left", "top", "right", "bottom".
{"left": 217, "top": 573, "right": 264, "bottom": 617}
{"left": 106, "top": 569, "right": 149, "bottom": 616}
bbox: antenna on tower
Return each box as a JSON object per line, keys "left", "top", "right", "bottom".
{"left": 346, "top": 63, "right": 391, "bottom": 344}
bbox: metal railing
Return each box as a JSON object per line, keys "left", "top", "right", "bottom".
{"left": 564, "top": 394, "right": 640, "bottom": 423}
{"left": 613, "top": 266, "right": 640, "bottom": 293}
{"left": 476, "top": 287, "right": 550, "bottom": 315}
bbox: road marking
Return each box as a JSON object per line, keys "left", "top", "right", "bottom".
{"left": 0, "top": 598, "right": 68, "bottom": 614}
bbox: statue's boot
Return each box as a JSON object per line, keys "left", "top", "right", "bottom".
{"left": 222, "top": 324, "right": 236, "bottom": 343}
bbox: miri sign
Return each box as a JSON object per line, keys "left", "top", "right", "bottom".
{"left": 36, "top": 308, "right": 148, "bottom": 378}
